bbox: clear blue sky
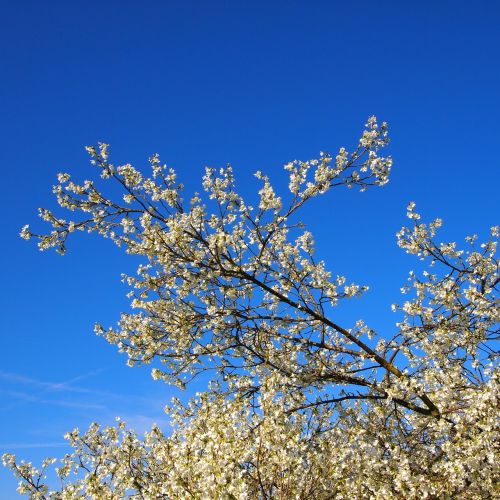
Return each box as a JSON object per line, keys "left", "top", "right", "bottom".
{"left": 1, "top": 1, "right": 499, "bottom": 495}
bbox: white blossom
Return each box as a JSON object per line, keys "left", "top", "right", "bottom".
{"left": 5, "top": 118, "right": 499, "bottom": 499}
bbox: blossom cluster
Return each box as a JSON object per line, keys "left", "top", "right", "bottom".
{"left": 6, "top": 118, "right": 498, "bottom": 498}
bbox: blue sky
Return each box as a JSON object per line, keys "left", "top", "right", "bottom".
{"left": 1, "top": 1, "right": 499, "bottom": 495}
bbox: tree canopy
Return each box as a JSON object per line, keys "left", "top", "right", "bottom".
{"left": 4, "top": 118, "right": 499, "bottom": 499}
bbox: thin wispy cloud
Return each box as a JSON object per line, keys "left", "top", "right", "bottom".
{"left": 0, "top": 369, "right": 105, "bottom": 394}
{"left": 0, "top": 367, "right": 171, "bottom": 486}
{"left": 0, "top": 390, "right": 39, "bottom": 403}
{"left": 0, "top": 369, "right": 166, "bottom": 405}
{"left": 0, "top": 369, "right": 171, "bottom": 422}
{"left": 0, "top": 389, "right": 106, "bottom": 411}
{"left": 41, "top": 369, "right": 106, "bottom": 392}
{"left": 0, "top": 369, "right": 108, "bottom": 412}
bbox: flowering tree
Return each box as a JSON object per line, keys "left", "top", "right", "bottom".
{"left": 4, "top": 118, "right": 499, "bottom": 498}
